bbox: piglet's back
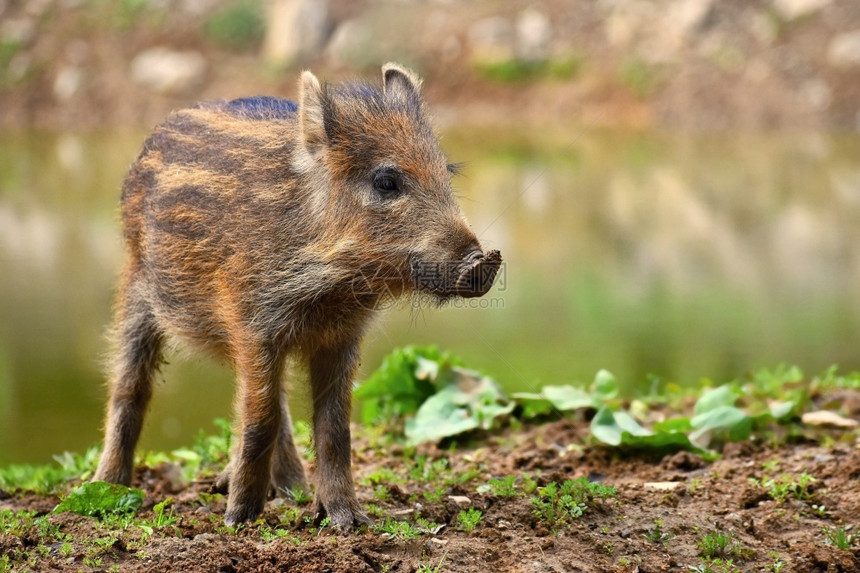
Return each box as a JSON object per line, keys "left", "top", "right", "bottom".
{"left": 119, "top": 97, "right": 304, "bottom": 260}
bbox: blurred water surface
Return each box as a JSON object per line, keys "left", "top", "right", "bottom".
{"left": 2, "top": 128, "right": 860, "bottom": 464}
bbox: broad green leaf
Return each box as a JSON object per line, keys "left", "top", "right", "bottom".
{"left": 591, "top": 369, "right": 619, "bottom": 400}
{"left": 405, "top": 367, "right": 512, "bottom": 444}
{"left": 170, "top": 447, "right": 201, "bottom": 463}
{"left": 653, "top": 417, "right": 692, "bottom": 433}
{"left": 405, "top": 388, "right": 481, "bottom": 443}
{"left": 354, "top": 346, "right": 459, "bottom": 424}
{"left": 613, "top": 410, "right": 651, "bottom": 436}
{"left": 512, "top": 385, "right": 596, "bottom": 416}
{"left": 591, "top": 406, "right": 650, "bottom": 446}
{"left": 474, "top": 398, "right": 516, "bottom": 426}
{"left": 414, "top": 356, "right": 440, "bottom": 381}
{"left": 768, "top": 400, "right": 796, "bottom": 421}
{"left": 691, "top": 405, "right": 749, "bottom": 431}
{"left": 54, "top": 481, "right": 144, "bottom": 518}
{"left": 629, "top": 399, "right": 650, "bottom": 421}
{"left": 543, "top": 385, "right": 597, "bottom": 411}
{"left": 690, "top": 405, "right": 751, "bottom": 447}
{"left": 510, "top": 393, "right": 555, "bottom": 418}
{"left": 693, "top": 385, "right": 739, "bottom": 416}
{"left": 592, "top": 407, "right": 702, "bottom": 453}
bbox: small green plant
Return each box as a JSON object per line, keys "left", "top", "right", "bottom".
{"left": 697, "top": 531, "right": 749, "bottom": 560}
{"left": 197, "top": 491, "right": 223, "bottom": 507}
{"left": 795, "top": 472, "right": 817, "bottom": 499}
{"left": 692, "top": 559, "right": 741, "bottom": 573}
{"left": 372, "top": 517, "right": 421, "bottom": 540}
{"left": 33, "top": 515, "right": 62, "bottom": 542}
{"left": 175, "top": 418, "right": 233, "bottom": 478}
{"left": 749, "top": 473, "right": 817, "bottom": 504}
{"left": 643, "top": 518, "right": 673, "bottom": 544}
{"left": 152, "top": 497, "right": 179, "bottom": 529}
{"left": 364, "top": 504, "right": 385, "bottom": 518}
{"left": 415, "top": 516, "right": 442, "bottom": 534}
{"left": 408, "top": 456, "right": 449, "bottom": 483}
{"left": 445, "top": 468, "right": 480, "bottom": 486}
{"left": 373, "top": 484, "right": 391, "bottom": 502}
{"left": 0, "top": 509, "right": 35, "bottom": 536}
{"left": 54, "top": 481, "right": 145, "bottom": 519}
{"left": 687, "top": 477, "right": 704, "bottom": 494}
{"left": 765, "top": 478, "right": 792, "bottom": 504}
{"left": 522, "top": 475, "right": 538, "bottom": 494}
{"left": 280, "top": 506, "right": 301, "bottom": 528}
{"left": 90, "top": 536, "right": 117, "bottom": 551}
{"left": 767, "top": 551, "right": 786, "bottom": 572}
{"left": 416, "top": 551, "right": 447, "bottom": 573}
{"left": 457, "top": 508, "right": 482, "bottom": 533}
{"left": 80, "top": 536, "right": 117, "bottom": 567}
{"left": 761, "top": 459, "right": 780, "bottom": 473}
{"left": 362, "top": 468, "right": 403, "bottom": 486}
{"left": 215, "top": 523, "right": 244, "bottom": 535}
{"left": 259, "top": 525, "right": 292, "bottom": 544}
{"left": 423, "top": 486, "right": 446, "bottom": 504}
{"left": 603, "top": 542, "right": 614, "bottom": 554}
{"left": 286, "top": 486, "right": 312, "bottom": 506}
{"left": 313, "top": 516, "right": 331, "bottom": 536}
{"left": 822, "top": 525, "right": 856, "bottom": 550}
{"left": 531, "top": 478, "right": 617, "bottom": 530}
{"left": 0, "top": 446, "right": 100, "bottom": 494}
{"left": 138, "top": 497, "right": 180, "bottom": 537}
{"left": 487, "top": 475, "right": 518, "bottom": 497}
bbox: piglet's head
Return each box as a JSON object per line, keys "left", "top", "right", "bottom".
{"left": 295, "top": 63, "right": 502, "bottom": 302}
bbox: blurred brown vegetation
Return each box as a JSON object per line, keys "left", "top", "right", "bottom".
{"left": 0, "top": 0, "right": 859, "bottom": 130}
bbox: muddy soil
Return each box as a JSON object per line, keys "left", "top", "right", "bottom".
{"left": 1, "top": 417, "right": 858, "bottom": 573}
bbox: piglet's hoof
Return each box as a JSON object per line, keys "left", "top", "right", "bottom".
{"left": 224, "top": 498, "right": 265, "bottom": 526}
{"left": 313, "top": 496, "right": 371, "bottom": 533}
{"left": 212, "top": 465, "right": 231, "bottom": 494}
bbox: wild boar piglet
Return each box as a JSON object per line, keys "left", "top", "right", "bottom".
{"left": 94, "top": 63, "right": 502, "bottom": 529}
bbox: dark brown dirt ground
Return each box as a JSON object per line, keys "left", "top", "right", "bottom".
{"left": 1, "top": 417, "right": 858, "bottom": 572}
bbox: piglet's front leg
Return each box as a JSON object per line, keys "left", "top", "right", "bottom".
{"left": 309, "top": 340, "right": 370, "bottom": 532}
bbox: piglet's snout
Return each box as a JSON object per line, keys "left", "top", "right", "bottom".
{"left": 454, "top": 249, "right": 502, "bottom": 298}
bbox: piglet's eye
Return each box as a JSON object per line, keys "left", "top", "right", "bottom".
{"left": 372, "top": 170, "right": 401, "bottom": 197}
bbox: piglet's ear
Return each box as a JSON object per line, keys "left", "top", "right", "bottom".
{"left": 299, "top": 70, "right": 327, "bottom": 155}
{"left": 382, "top": 62, "right": 422, "bottom": 103}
